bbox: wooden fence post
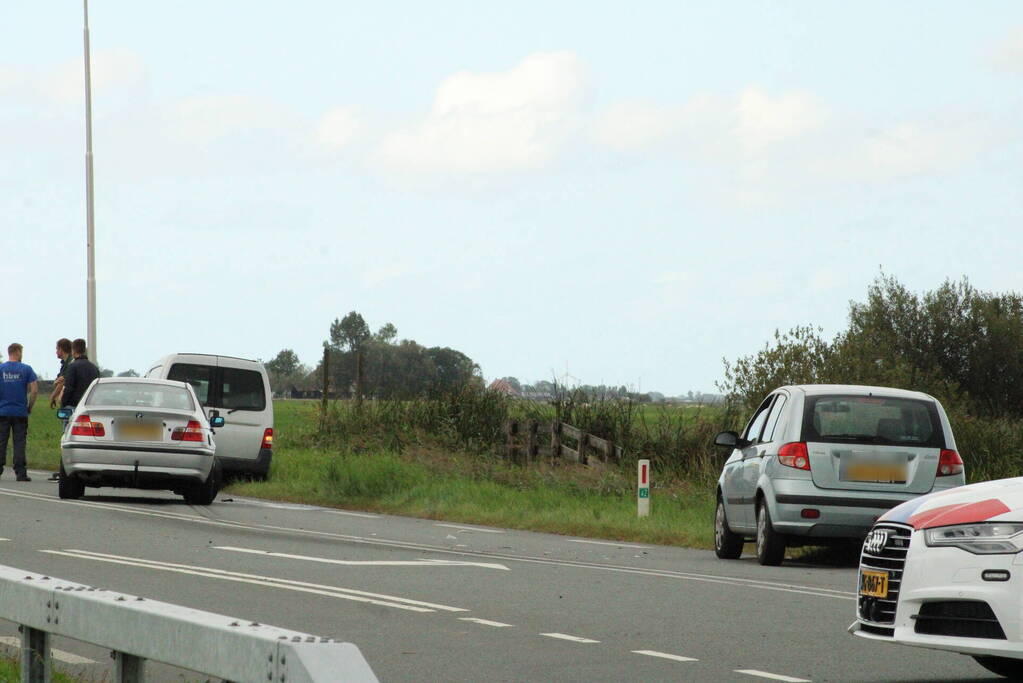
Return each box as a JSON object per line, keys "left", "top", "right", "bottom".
{"left": 505, "top": 420, "right": 519, "bottom": 463}
{"left": 551, "top": 421, "right": 562, "bottom": 461}
{"left": 526, "top": 420, "right": 539, "bottom": 462}
{"left": 578, "top": 432, "right": 588, "bottom": 465}
{"left": 319, "top": 346, "right": 329, "bottom": 431}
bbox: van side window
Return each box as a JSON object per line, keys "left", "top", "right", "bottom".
{"left": 762, "top": 394, "right": 789, "bottom": 443}
{"left": 167, "top": 363, "right": 214, "bottom": 406}
{"left": 221, "top": 368, "right": 266, "bottom": 411}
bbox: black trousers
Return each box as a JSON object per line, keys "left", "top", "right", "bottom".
{"left": 0, "top": 416, "right": 28, "bottom": 475}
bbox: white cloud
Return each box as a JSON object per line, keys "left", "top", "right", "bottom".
{"left": 374, "top": 51, "right": 585, "bottom": 172}
{"left": 992, "top": 26, "right": 1023, "bottom": 74}
{"left": 315, "top": 106, "right": 360, "bottom": 150}
{"left": 43, "top": 49, "right": 144, "bottom": 101}
{"left": 591, "top": 87, "right": 826, "bottom": 156}
{"left": 168, "top": 94, "right": 291, "bottom": 144}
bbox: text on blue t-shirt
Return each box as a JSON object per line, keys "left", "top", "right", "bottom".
{"left": 0, "top": 361, "right": 38, "bottom": 417}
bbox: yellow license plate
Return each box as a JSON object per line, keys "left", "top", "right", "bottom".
{"left": 118, "top": 423, "right": 162, "bottom": 441}
{"left": 860, "top": 570, "right": 889, "bottom": 598}
{"left": 845, "top": 463, "right": 907, "bottom": 483}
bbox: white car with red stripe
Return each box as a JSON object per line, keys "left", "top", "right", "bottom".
{"left": 851, "top": 477, "right": 1023, "bottom": 678}
{"left": 59, "top": 377, "right": 223, "bottom": 505}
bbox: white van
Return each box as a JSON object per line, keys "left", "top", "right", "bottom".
{"left": 147, "top": 353, "right": 274, "bottom": 480}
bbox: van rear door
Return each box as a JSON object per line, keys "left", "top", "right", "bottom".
{"left": 802, "top": 394, "right": 943, "bottom": 495}
{"left": 214, "top": 359, "right": 271, "bottom": 465}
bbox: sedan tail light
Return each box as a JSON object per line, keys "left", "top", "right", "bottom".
{"left": 171, "top": 420, "right": 205, "bottom": 442}
{"left": 778, "top": 442, "right": 810, "bottom": 470}
{"left": 261, "top": 428, "right": 273, "bottom": 450}
{"left": 70, "top": 414, "right": 105, "bottom": 437}
{"left": 937, "top": 449, "right": 964, "bottom": 476}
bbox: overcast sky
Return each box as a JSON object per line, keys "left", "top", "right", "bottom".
{"left": 3, "top": 2, "right": 1022, "bottom": 394}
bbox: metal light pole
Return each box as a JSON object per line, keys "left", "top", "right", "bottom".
{"left": 83, "top": 0, "right": 97, "bottom": 366}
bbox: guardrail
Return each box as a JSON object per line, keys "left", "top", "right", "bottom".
{"left": 0, "top": 564, "right": 378, "bottom": 683}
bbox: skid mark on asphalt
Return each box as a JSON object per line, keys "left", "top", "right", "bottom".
{"left": 459, "top": 618, "right": 513, "bottom": 628}
{"left": 736, "top": 669, "right": 811, "bottom": 682}
{"left": 1, "top": 488, "right": 853, "bottom": 602}
{"left": 540, "top": 633, "right": 600, "bottom": 644}
{"left": 40, "top": 549, "right": 468, "bottom": 613}
{"left": 213, "top": 545, "right": 509, "bottom": 570}
{"left": 632, "top": 649, "right": 697, "bottom": 662}
{"left": 0, "top": 636, "right": 96, "bottom": 664}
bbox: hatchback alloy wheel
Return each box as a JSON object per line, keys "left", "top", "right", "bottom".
{"left": 714, "top": 498, "right": 743, "bottom": 559}
{"left": 756, "top": 499, "right": 786, "bottom": 566}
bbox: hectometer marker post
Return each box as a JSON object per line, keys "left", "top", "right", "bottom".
{"left": 637, "top": 459, "right": 650, "bottom": 518}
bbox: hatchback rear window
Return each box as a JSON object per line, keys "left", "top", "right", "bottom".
{"left": 87, "top": 382, "right": 194, "bottom": 411}
{"left": 801, "top": 395, "right": 944, "bottom": 448}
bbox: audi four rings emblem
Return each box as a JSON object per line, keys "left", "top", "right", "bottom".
{"left": 864, "top": 529, "right": 889, "bottom": 554}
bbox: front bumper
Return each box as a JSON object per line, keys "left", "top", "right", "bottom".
{"left": 852, "top": 530, "right": 1023, "bottom": 659}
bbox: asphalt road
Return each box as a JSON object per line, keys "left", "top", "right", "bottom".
{"left": 0, "top": 472, "right": 1002, "bottom": 682}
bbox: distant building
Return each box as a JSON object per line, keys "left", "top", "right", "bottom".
{"left": 488, "top": 379, "right": 519, "bottom": 396}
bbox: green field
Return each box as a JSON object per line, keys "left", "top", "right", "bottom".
{"left": 19, "top": 400, "right": 717, "bottom": 548}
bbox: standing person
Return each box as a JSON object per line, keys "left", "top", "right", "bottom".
{"left": 61, "top": 339, "right": 100, "bottom": 412}
{"left": 48, "top": 338, "right": 73, "bottom": 409}
{"left": 48, "top": 338, "right": 73, "bottom": 481}
{"left": 0, "top": 343, "right": 38, "bottom": 481}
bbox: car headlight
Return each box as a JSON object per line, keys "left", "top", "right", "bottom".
{"left": 924, "top": 523, "right": 1023, "bottom": 554}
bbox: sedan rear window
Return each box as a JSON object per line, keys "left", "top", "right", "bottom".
{"left": 802, "top": 395, "right": 944, "bottom": 448}
{"left": 87, "top": 382, "right": 195, "bottom": 411}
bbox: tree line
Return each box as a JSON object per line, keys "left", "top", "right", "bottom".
{"left": 265, "top": 311, "right": 481, "bottom": 400}
{"left": 720, "top": 274, "right": 1023, "bottom": 419}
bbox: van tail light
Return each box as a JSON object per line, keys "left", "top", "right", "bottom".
{"left": 778, "top": 442, "right": 810, "bottom": 471}
{"left": 171, "top": 420, "right": 205, "bottom": 442}
{"left": 937, "top": 449, "right": 964, "bottom": 476}
{"left": 261, "top": 428, "right": 273, "bottom": 450}
{"left": 70, "top": 414, "right": 105, "bottom": 437}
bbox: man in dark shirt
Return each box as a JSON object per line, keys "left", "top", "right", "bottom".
{"left": 49, "top": 338, "right": 73, "bottom": 409}
{"left": 0, "top": 343, "right": 38, "bottom": 481}
{"left": 61, "top": 339, "right": 100, "bottom": 410}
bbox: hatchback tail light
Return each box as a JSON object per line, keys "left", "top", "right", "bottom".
{"left": 937, "top": 449, "right": 963, "bottom": 476}
{"left": 778, "top": 442, "right": 810, "bottom": 471}
{"left": 70, "top": 414, "right": 105, "bottom": 437}
{"left": 261, "top": 428, "right": 273, "bottom": 450}
{"left": 171, "top": 420, "right": 205, "bottom": 442}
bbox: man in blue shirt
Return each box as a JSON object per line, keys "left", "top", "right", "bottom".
{"left": 0, "top": 343, "right": 38, "bottom": 481}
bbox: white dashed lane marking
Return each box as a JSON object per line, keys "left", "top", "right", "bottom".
{"left": 632, "top": 650, "right": 698, "bottom": 662}
{"left": 435, "top": 523, "right": 505, "bottom": 533}
{"left": 569, "top": 539, "right": 646, "bottom": 549}
{"left": 0, "top": 637, "right": 97, "bottom": 664}
{"left": 213, "top": 545, "right": 509, "bottom": 570}
{"left": 459, "top": 618, "right": 513, "bottom": 628}
{"left": 540, "top": 633, "right": 600, "bottom": 644}
{"left": 735, "top": 669, "right": 811, "bottom": 682}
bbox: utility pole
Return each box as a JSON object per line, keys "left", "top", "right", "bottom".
{"left": 83, "top": 0, "right": 98, "bottom": 365}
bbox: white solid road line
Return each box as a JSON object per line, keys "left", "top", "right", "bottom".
{"left": 213, "top": 545, "right": 510, "bottom": 571}
{"left": 0, "top": 538, "right": 8, "bottom": 541}
{"left": 632, "top": 650, "right": 698, "bottom": 662}
{"left": 41, "top": 549, "right": 468, "bottom": 613}
{"left": 569, "top": 539, "right": 646, "bottom": 549}
{"left": 459, "top": 618, "right": 513, "bottom": 628}
{"left": 735, "top": 669, "right": 811, "bottom": 682}
{"left": 540, "top": 633, "right": 600, "bottom": 644}
{"left": 0, "top": 488, "right": 853, "bottom": 602}
{"left": 0, "top": 636, "right": 96, "bottom": 664}
{"left": 435, "top": 523, "right": 505, "bottom": 533}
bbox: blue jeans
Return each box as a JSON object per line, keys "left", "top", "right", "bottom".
{"left": 0, "top": 416, "right": 28, "bottom": 476}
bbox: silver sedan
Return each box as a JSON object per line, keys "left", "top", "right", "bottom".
{"left": 58, "top": 377, "right": 224, "bottom": 504}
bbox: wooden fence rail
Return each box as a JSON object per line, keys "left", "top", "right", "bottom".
{"left": 504, "top": 420, "right": 623, "bottom": 465}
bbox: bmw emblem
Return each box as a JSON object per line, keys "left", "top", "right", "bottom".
{"left": 135, "top": 413, "right": 144, "bottom": 421}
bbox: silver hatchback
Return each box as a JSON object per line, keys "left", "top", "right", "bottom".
{"left": 713, "top": 385, "right": 966, "bottom": 565}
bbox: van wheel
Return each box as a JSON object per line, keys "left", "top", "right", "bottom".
{"left": 58, "top": 463, "right": 84, "bottom": 500}
{"left": 756, "top": 498, "right": 786, "bottom": 566}
{"left": 973, "top": 656, "right": 1023, "bottom": 678}
{"left": 714, "top": 498, "right": 743, "bottom": 559}
{"left": 184, "top": 460, "right": 221, "bottom": 506}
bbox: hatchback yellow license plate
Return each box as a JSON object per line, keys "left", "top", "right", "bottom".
{"left": 845, "top": 462, "right": 907, "bottom": 483}
{"left": 860, "top": 570, "right": 889, "bottom": 598}
{"left": 118, "top": 423, "right": 162, "bottom": 441}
